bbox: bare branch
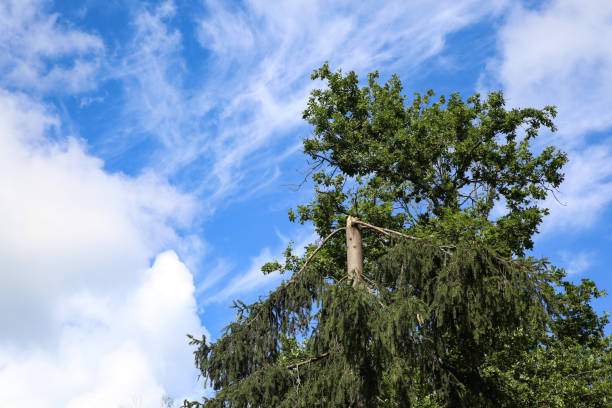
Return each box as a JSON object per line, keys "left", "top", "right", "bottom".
{"left": 244, "top": 227, "right": 346, "bottom": 328}
{"left": 309, "top": 152, "right": 334, "bottom": 166}
{"left": 286, "top": 351, "right": 330, "bottom": 370}
{"left": 283, "top": 160, "right": 325, "bottom": 192}
{"left": 353, "top": 220, "right": 420, "bottom": 241}
{"left": 353, "top": 219, "right": 456, "bottom": 250}
{"left": 290, "top": 227, "right": 346, "bottom": 282}
{"left": 539, "top": 181, "right": 567, "bottom": 206}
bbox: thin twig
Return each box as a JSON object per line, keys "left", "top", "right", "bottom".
{"left": 290, "top": 227, "right": 346, "bottom": 281}
{"left": 286, "top": 351, "right": 330, "bottom": 370}
{"left": 244, "top": 227, "right": 345, "bottom": 327}
{"left": 361, "top": 274, "right": 387, "bottom": 308}
{"left": 283, "top": 160, "right": 324, "bottom": 191}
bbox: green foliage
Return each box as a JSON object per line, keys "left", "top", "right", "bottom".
{"left": 301, "top": 63, "right": 567, "bottom": 256}
{"left": 276, "top": 335, "right": 310, "bottom": 367}
{"left": 184, "top": 65, "right": 609, "bottom": 407}
{"left": 161, "top": 396, "right": 176, "bottom": 408}
{"left": 483, "top": 336, "right": 612, "bottom": 407}
{"left": 480, "top": 277, "right": 612, "bottom": 408}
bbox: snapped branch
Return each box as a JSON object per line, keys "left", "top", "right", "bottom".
{"left": 353, "top": 219, "right": 455, "bottom": 249}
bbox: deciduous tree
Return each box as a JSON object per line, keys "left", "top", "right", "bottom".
{"left": 184, "top": 65, "right": 609, "bottom": 407}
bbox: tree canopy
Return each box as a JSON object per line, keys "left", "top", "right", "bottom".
{"left": 184, "top": 65, "right": 610, "bottom": 407}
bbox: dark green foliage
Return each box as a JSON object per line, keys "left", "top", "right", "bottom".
{"left": 184, "top": 66, "right": 610, "bottom": 407}
{"left": 187, "top": 241, "right": 563, "bottom": 407}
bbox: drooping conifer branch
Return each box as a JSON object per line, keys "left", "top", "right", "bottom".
{"left": 242, "top": 226, "right": 346, "bottom": 328}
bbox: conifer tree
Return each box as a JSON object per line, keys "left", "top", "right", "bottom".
{"left": 184, "top": 65, "right": 610, "bottom": 407}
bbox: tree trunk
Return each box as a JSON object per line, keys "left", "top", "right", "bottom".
{"left": 346, "top": 216, "right": 367, "bottom": 407}
{"left": 346, "top": 216, "right": 363, "bottom": 288}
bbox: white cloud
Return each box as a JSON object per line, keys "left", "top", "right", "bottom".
{"left": 488, "top": 0, "right": 612, "bottom": 142}
{"left": 539, "top": 142, "right": 612, "bottom": 234}
{"left": 559, "top": 250, "right": 595, "bottom": 276}
{"left": 197, "top": 1, "right": 255, "bottom": 55}
{"left": 203, "top": 227, "right": 316, "bottom": 305}
{"left": 191, "top": 0, "right": 510, "bottom": 202}
{"left": 0, "top": 0, "right": 104, "bottom": 93}
{"left": 111, "top": 0, "right": 508, "bottom": 208}
{"left": 0, "top": 252, "right": 205, "bottom": 407}
{"left": 0, "top": 89, "right": 206, "bottom": 406}
{"left": 484, "top": 0, "right": 612, "bottom": 233}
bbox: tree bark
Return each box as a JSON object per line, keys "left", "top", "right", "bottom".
{"left": 345, "top": 217, "right": 367, "bottom": 407}
{"left": 346, "top": 216, "right": 363, "bottom": 288}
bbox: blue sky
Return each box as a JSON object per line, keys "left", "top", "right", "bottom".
{"left": 0, "top": 0, "right": 611, "bottom": 406}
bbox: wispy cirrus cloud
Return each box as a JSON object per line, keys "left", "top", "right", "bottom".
{"left": 0, "top": 0, "right": 104, "bottom": 93}
{"left": 191, "top": 0, "right": 510, "bottom": 202}
{"left": 540, "top": 144, "right": 612, "bottom": 233}
{"left": 111, "top": 0, "right": 509, "bottom": 209}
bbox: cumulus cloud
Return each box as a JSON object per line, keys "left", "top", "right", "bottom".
{"left": 484, "top": 0, "right": 612, "bottom": 233}
{"left": 488, "top": 0, "right": 612, "bottom": 142}
{"left": 0, "top": 251, "right": 205, "bottom": 407}
{"left": 0, "top": 90, "right": 206, "bottom": 405}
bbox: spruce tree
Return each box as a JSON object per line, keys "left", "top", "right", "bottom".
{"left": 184, "top": 65, "right": 610, "bottom": 407}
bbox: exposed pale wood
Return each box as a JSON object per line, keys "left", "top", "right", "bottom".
{"left": 346, "top": 216, "right": 364, "bottom": 288}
